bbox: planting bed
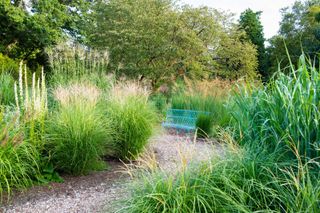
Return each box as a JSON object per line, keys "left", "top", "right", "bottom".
{"left": 1, "top": 132, "right": 222, "bottom": 213}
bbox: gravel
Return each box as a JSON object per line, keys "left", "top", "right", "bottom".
{"left": 1, "top": 132, "right": 224, "bottom": 213}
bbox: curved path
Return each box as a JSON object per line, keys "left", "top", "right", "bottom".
{"left": 1, "top": 133, "right": 223, "bottom": 213}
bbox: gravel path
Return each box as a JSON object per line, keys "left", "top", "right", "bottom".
{"left": 1, "top": 132, "right": 223, "bottom": 213}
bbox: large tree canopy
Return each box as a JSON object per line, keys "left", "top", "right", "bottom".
{"left": 267, "top": 0, "right": 320, "bottom": 75}
{"left": 88, "top": 0, "right": 258, "bottom": 87}
{"left": 0, "top": 0, "right": 90, "bottom": 67}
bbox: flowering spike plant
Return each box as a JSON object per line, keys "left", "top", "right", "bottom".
{"left": 14, "top": 61, "right": 47, "bottom": 120}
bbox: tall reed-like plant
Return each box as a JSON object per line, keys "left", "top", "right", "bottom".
{"left": 230, "top": 55, "right": 320, "bottom": 160}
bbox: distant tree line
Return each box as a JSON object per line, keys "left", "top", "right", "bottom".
{"left": 0, "top": 0, "right": 319, "bottom": 84}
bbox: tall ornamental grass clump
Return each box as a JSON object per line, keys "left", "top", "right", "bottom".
{"left": 230, "top": 55, "right": 320, "bottom": 160}
{"left": 46, "top": 84, "right": 112, "bottom": 175}
{"left": 106, "top": 82, "right": 157, "bottom": 160}
{"left": 121, "top": 143, "right": 320, "bottom": 213}
{"left": 0, "top": 73, "right": 15, "bottom": 105}
{"left": 0, "top": 110, "right": 40, "bottom": 200}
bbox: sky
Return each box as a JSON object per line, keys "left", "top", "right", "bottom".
{"left": 181, "top": 0, "right": 297, "bottom": 39}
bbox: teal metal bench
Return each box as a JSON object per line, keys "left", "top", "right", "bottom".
{"left": 162, "top": 109, "right": 210, "bottom": 131}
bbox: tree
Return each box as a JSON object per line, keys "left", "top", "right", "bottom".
{"left": 88, "top": 0, "right": 258, "bottom": 87}
{"left": 0, "top": 0, "right": 91, "bottom": 67}
{"left": 267, "top": 0, "right": 320, "bottom": 75}
{"left": 239, "top": 9, "right": 267, "bottom": 79}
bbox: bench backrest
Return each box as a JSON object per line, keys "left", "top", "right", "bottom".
{"left": 164, "top": 109, "right": 210, "bottom": 130}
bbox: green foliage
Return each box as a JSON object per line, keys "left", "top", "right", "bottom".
{"left": 230, "top": 55, "right": 320, "bottom": 160}
{"left": 121, "top": 146, "right": 320, "bottom": 212}
{"left": 0, "top": 111, "right": 40, "bottom": 200}
{"left": 171, "top": 94, "right": 215, "bottom": 113}
{"left": 0, "top": 53, "right": 19, "bottom": 76}
{"left": 46, "top": 84, "right": 111, "bottom": 175}
{"left": 89, "top": 0, "right": 258, "bottom": 85}
{"left": 37, "top": 162, "right": 63, "bottom": 184}
{"left": 0, "top": 0, "right": 91, "bottom": 66}
{"left": 150, "top": 93, "right": 168, "bottom": 114}
{"left": 267, "top": 0, "right": 320, "bottom": 76}
{"left": 171, "top": 93, "right": 230, "bottom": 129}
{"left": 106, "top": 83, "right": 157, "bottom": 160}
{"left": 239, "top": 9, "right": 267, "bottom": 78}
{"left": 214, "top": 27, "right": 259, "bottom": 80}
{"left": 195, "top": 113, "right": 213, "bottom": 138}
{"left": 0, "top": 72, "right": 15, "bottom": 105}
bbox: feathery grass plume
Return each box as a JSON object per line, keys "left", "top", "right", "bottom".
{"left": 14, "top": 62, "right": 47, "bottom": 120}
{"left": 14, "top": 82, "right": 19, "bottom": 111}
{"left": 53, "top": 83, "right": 100, "bottom": 107}
{"left": 47, "top": 42, "right": 109, "bottom": 85}
{"left": 46, "top": 83, "right": 112, "bottom": 175}
{"left": 18, "top": 61, "right": 23, "bottom": 106}
{"left": 106, "top": 81, "right": 157, "bottom": 160}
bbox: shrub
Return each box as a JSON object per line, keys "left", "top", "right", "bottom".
{"left": 230, "top": 55, "right": 320, "bottom": 160}
{"left": 106, "top": 82, "right": 157, "bottom": 160}
{"left": 46, "top": 84, "right": 111, "bottom": 175}
{"left": 0, "top": 73, "right": 15, "bottom": 105}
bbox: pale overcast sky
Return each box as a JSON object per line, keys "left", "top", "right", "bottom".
{"left": 181, "top": 0, "right": 298, "bottom": 39}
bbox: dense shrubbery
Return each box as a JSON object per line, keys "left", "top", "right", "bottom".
{"left": 106, "top": 82, "right": 157, "bottom": 160}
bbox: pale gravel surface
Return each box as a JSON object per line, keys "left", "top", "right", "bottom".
{"left": 1, "top": 132, "right": 224, "bottom": 213}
